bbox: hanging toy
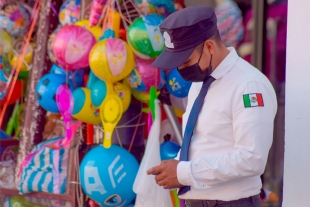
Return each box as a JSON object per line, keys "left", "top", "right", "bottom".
{"left": 127, "top": 14, "right": 165, "bottom": 59}
{"left": 0, "top": 2, "right": 31, "bottom": 36}
{"left": 56, "top": 84, "right": 74, "bottom": 147}
{"left": 75, "top": 19, "right": 102, "bottom": 40}
{"left": 100, "top": 94, "right": 123, "bottom": 148}
{"left": 126, "top": 56, "right": 166, "bottom": 92}
{"left": 52, "top": 25, "right": 96, "bottom": 70}
{"left": 88, "top": 0, "right": 107, "bottom": 27}
{"left": 59, "top": 0, "right": 81, "bottom": 26}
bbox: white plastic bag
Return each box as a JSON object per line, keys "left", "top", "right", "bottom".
{"left": 133, "top": 99, "right": 173, "bottom": 207}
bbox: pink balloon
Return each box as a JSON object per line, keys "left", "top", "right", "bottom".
{"left": 52, "top": 25, "right": 96, "bottom": 70}
{"left": 127, "top": 57, "right": 166, "bottom": 92}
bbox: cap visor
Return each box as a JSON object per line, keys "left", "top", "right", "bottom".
{"left": 152, "top": 47, "right": 196, "bottom": 69}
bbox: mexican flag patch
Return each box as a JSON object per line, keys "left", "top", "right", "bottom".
{"left": 243, "top": 93, "right": 264, "bottom": 108}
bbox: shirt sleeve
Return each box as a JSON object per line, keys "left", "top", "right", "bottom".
{"left": 177, "top": 80, "right": 277, "bottom": 188}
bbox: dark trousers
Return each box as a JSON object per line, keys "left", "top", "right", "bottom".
{"left": 185, "top": 194, "right": 262, "bottom": 207}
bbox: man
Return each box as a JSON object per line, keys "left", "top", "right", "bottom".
{"left": 147, "top": 6, "right": 277, "bottom": 207}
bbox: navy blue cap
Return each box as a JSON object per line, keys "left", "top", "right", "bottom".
{"left": 152, "top": 6, "right": 218, "bottom": 69}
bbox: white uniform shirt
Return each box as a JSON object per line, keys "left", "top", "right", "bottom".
{"left": 176, "top": 48, "right": 277, "bottom": 201}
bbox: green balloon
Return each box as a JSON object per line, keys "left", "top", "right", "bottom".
{"left": 127, "top": 14, "right": 165, "bottom": 59}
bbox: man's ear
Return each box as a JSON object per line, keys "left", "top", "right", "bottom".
{"left": 204, "top": 40, "right": 216, "bottom": 56}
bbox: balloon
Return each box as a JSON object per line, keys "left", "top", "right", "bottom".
{"left": 160, "top": 141, "right": 180, "bottom": 160}
{"left": 35, "top": 73, "right": 74, "bottom": 113}
{"left": 9, "top": 40, "right": 34, "bottom": 72}
{"left": 170, "top": 94, "right": 187, "bottom": 112}
{"left": 50, "top": 64, "right": 84, "bottom": 88}
{"left": 52, "top": 25, "right": 97, "bottom": 70}
{"left": 113, "top": 82, "right": 131, "bottom": 113}
{"left": 152, "top": 0, "right": 176, "bottom": 17}
{"left": 80, "top": 145, "right": 139, "bottom": 207}
{"left": 59, "top": 0, "right": 81, "bottom": 26}
{"left": 0, "top": 2, "right": 31, "bottom": 36}
{"left": 91, "top": 79, "right": 107, "bottom": 107}
{"left": 0, "top": 78, "right": 24, "bottom": 105}
{"left": 0, "top": 30, "right": 13, "bottom": 55}
{"left": 126, "top": 57, "right": 165, "bottom": 92}
{"left": 47, "top": 26, "right": 62, "bottom": 64}
{"left": 89, "top": 38, "right": 134, "bottom": 82}
{"left": 127, "top": 14, "right": 165, "bottom": 59}
{"left": 72, "top": 87, "right": 101, "bottom": 124}
{"left": 131, "top": 90, "right": 150, "bottom": 103}
{"left": 134, "top": 0, "right": 156, "bottom": 15}
{"left": 0, "top": 69, "right": 9, "bottom": 99}
{"left": 75, "top": 19, "right": 102, "bottom": 40}
{"left": 88, "top": 0, "right": 107, "bottom": 27}
{"left": 166, "top": 68, "right": 192, "bottom": 98}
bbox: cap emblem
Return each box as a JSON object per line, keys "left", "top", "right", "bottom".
{"left": 163, "top": 31, "right": 174, "bottom": 49}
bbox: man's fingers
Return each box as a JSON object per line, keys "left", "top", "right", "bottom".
{"left": 147, "top": 166, "right": 161, "bottom": 175}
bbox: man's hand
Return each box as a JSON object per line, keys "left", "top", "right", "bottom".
{"left": 147, "top": 160, "right": 183, "bottom": 189}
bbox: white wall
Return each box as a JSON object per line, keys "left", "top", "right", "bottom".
{"left": 283, "top": 1, "right": 310, "bottom": 206}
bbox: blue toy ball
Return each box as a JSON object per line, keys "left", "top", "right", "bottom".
{"left": 166, "top": 68, "right": 192, "bottom": 98}
{"left": 80, "top": 145, "right": 139, "bottom": 207}
{"left": 36, "top": 73, "right": 74, "bottom": 113}
{"left": 160, "top": 141, "right": 180, "bottom": 160}
{"left": 91, "top": 79, "right": 107, "bottom": 107}
{"left": 50, "top": 64, "right": 84, "bottom": 88}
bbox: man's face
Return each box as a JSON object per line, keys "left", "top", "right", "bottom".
{"left": 178, "top": 43, "right": 211, "bottom": 71}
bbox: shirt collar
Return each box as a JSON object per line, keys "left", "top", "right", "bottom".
{"left": 211, "top": 47, "right": 239, "bottom": 80}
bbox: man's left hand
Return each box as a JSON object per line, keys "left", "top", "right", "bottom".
{"left": 147, "top": 160, "right": 183, "bottom": 189}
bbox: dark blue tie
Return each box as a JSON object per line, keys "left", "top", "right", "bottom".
{"left": 178, "top": 76, "right": 215, "bottom": 195}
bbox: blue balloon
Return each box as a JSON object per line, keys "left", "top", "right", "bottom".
{"left": 36, "top": 73, "right": 74, "bottom": 113}
{"left": 160, "top": 141, "right": 180, "bottom": 160}
{"left": 50, "top": 64, "right": 84, "bottom": 88}
{"left": 166, "top": 68, "right": 192, "bottom": 98}
{"left": 91, "top": 79, "right": 107, "bottom": 107}
{"left": 80, "top": 145, "right": 139, "bottom": 207}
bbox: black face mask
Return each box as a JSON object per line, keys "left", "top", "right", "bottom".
{"left": 177, "top": 45, "right": 213, "bottom": 82}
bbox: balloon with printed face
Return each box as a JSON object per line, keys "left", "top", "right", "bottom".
{"left": 126, "top": 57, "right": 166, "bottom": 92}
{"left": 74, "top": 19, "right": 102, "bottom": 40}
{"left": 59, "top": 0, "right": 81, "bottom": 26}
{"left": 52, "top": 25, "right": 96, "bottom": 70}
{"left": 0, "top": 2, "right": 31, "bottom": 36}
{"left": 80, "top": 145, "right": 139, "bottom": 207}
{"left": 127, "top": 14, "right": 165, "bottom": 59}
{"left": 166, "top": 68, "right": 192, "bottom": 98}
{"left": 89, "top": 38, "right": 134, "bottom": 82}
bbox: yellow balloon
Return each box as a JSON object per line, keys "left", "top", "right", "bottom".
{"left": 74, "top": 19, "right": 102, "bottom": 40}
{"left": 113, "top": 82, "right": 131, "bottom": 113}
{"left": 10, "top": 41, "right": 34, "bottom": 71}
{"left": 89, "top": 38, "right": 134, "bottom": 82}
{"left": 72, "top": 87, "right": 101, "bottom": 124}
{"left": 0, "top": 30, "right": 13, "bottom": 55}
